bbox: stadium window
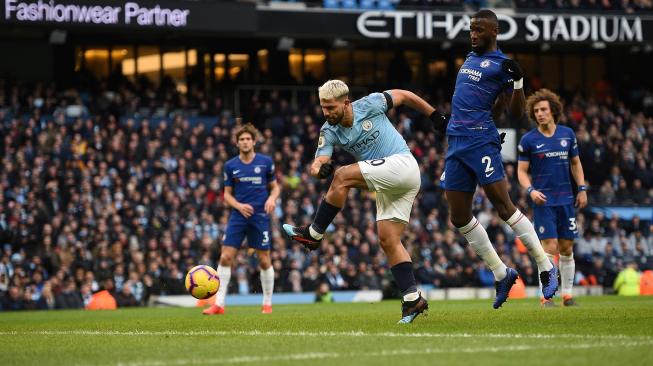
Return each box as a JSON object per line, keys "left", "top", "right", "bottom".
{"left": 585, "top": 55, "right": 605, "bottom": 94}
{"left": 163, "top": 48, "right": 188, "bottom": 93}
{"left": 541, "top": 55, "right": 560, "bottom": 91}
{"left": 404, "top": 51, "right": 422, "bottom": 83}
{"left": 563, "top": 55, "right": 583, "bottom": 92}
{"left": 136, "top": 46, "right": 161, "bottom": 86}
{"left": 328, "top": 49, "right": 350, "bottom": 83}
{"left": 289, "top": 48, "right": 303, "bottom": 83}
{"left": 111, "top": 46, "right": 135, "bottom": 82}
{"left": 455, "top": 57, "right": 465, "bottom": 69}
{"left": 214, "top": 54, "right": 226, "bottom": 81}
{"left": 427, "top": 60, "right": 447, "bottom": 79}
{"left": 353, "top": 51, "right": 374, "bottom": 86}
{"left": 375, "top": 51, "right": 393, "bottom": 83}
{"left": 304, "top": 49, "right": 326, "bottom": 84}
{"left": 74, "top": 47, "right": 83, "bottom": 73}
{"left": 258, "top": 49, "right": 269, "bottom": 74}
{"left": 83, "top": 47, "right": 109, "bottom": 79}
{"left": 228, "top": 54, "right": 249, "bottom": 82}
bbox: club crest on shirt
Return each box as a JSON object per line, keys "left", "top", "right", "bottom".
{"left": 362, "top": 120, "right": 373, "bottom": 131}
{"left": 254, "top": 166, "right": 261, "bottom": 174}
{"left": 560, "top": 140, "right": 568, "bottom": 147}
{"left": 480, "top": 60, "right": 491, "bottom": 68}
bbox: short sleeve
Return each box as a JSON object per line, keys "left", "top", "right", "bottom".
{"left": 367, "top": 92, "right": 389, "bottom": 115}
{"left": 569, "top": 131, "right": 579, "bottom": 158}
{"left": 518, "top": 137, "right": 530, "bottom": 161}
{"left": 267, "top": 159, "right": 276, "bottom": 182}
{"left": 315, "top": 129, "right": 336, "bottom": 158}
{"left": 223, "top": 162, "right": 233, "bottom": 187}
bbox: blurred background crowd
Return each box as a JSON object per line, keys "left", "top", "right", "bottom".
{"left": 0, "top": 74, "right": 651, "bottom": 311}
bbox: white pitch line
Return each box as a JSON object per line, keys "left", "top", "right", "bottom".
{"left": 1, "top": 329, "right": 652, "bottom": 341}
{"left": 112, "top": 341, "right": 653, "bottom": 366}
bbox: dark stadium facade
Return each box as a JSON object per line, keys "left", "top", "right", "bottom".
{"left": 1, "top": 1, "right": 652, "bottom": 106}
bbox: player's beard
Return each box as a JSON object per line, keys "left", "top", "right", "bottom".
{"left": 471, "top": 43, "right": 488, "bottom": 54}
{"left": 326, "top": 106, "right": 345, "bottom": 126}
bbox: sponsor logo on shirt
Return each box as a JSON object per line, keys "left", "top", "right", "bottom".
{"left": 536, "top": 144, "right": 545, "bottom": 149}
{"left": 349, "top": 130, "right": 380, "bottom": 153}
{"left": 537, "top": 151, "right": 569, "bottom": 159}
{"left": 459, "top": 68, "right": 482, "bottom": 82}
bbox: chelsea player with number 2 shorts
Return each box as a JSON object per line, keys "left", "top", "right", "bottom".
{"left": 441, "top": 9, "right": 558, "bottom": 309}
{"left": 283, "top": 79, "right": 448, "bottom": 324}
{"left": 518, "top": 88, "right": 587, "bottom": 307}
{"left": 203, "top": 123, "right": 280, "bottom": 316}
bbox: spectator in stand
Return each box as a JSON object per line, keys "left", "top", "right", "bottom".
{"left": 0, "top": 76, "right": 651, "bottom": 311}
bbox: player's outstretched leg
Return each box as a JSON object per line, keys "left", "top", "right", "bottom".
{"left": 458, "top": 217, "right": 519, "bottom": 308}
{"left": 283, "top": 164, "right": 365, "bottom": 250}
{"left": 398, "top": 291, "right": 429, "bottom": 324}
{"left": 282, "top": 224, "right": 322, "bottom": 250}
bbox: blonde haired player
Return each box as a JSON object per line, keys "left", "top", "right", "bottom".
{"left": 283, "top": 80, "right": 448, "bottom": 323}
{"left": 203, "top": 123, "right": 280, "bottom": 315}
{"left": 518, "top": 89, "right": 587, "bottom": 307}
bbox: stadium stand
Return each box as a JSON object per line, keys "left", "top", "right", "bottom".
{"left": 0, "top": 74, "right": 651, "bottom": 310}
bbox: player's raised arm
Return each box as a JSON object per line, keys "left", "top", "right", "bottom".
{"left": 386, "top": 89, "right": 448, "bottom": 134}
{"left": 501, "top": 58, "right": 526, "bottom": 119}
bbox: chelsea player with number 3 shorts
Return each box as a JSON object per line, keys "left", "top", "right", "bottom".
{"left": 441, "top": 9, "right": 558, "bottom": 309}
{"left": 283, "top": 79, "right": 448, "bottom": 324}
{"left": 517, "top": 89, "right": 587, "bottom": 307}
{"left": 203, "top": 123, "right": 280, "bottom": 316}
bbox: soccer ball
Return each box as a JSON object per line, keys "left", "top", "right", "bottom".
{"left": 185, "top": 265, "right": 220, "bottom": 299}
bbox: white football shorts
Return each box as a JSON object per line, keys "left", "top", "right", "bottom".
{"left": 358, "top": 153, "right": 421, "bottom": 224}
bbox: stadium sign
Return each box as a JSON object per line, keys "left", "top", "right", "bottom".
{"left": 4, "top": 0, "right": 189, "bottom": 26}
{"left": 1, "top": 0, "right": 256, "bottom": 31}
{"left": 356, "top": 12, "right": 644, "bottom": 43}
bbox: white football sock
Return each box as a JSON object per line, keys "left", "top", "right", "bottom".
{"left": 459, "top": 217, "right": 507, "bottom": 281}
{"left": 260, "top": 266, "right": 274, "bottom": 306}
{"left": 506, "top": 210, "right": 553, "bottom": 273}
{"left": 559, "top": 254, "right": 575, "bottom": 297}
{"left": 309, "top": 225, "right": 324, "bottom": 240}
{"left": 403, "top": 291, "right": 419, "bottom": 302}
{"left": 539, "top": 253, "right": 556, "bottom": 296}
{"left": 215, "top": 265, "right": 231, "bottom": 307}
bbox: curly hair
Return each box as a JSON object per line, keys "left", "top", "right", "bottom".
{"left": 235, "top": 123, "right": 259, "bottom": 141}
{"left": 526, "top": 88, "right": 563, "bottom": 124}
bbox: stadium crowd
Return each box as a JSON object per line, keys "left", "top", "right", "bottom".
{"left": 0, "top": 76, "right": 651, "bottom": 311}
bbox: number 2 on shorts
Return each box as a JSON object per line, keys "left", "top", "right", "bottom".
{"left": 482, "top": 156, "right": 495, "bottom": 178}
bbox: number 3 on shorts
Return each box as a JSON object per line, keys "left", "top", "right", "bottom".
{"left": 568, "top": 218, "right": 577, "bottom": 231}
{"left": 482, "top": 156, "right": 495, "bottom": 178}
{"left": 263, "top": 231, "right": 270, "bottom": 243}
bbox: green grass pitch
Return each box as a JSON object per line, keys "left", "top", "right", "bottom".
{"left": 1, "top": 296, "right": 652, "bottom": 366}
